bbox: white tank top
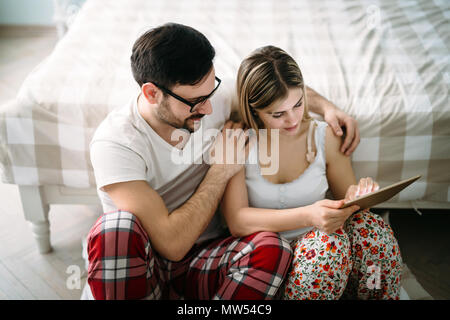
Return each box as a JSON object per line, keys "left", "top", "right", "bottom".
{"left": 245, "top": 120, "right": 329, "bottom": 241}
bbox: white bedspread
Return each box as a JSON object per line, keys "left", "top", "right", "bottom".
{"left": 0, "top": 0, "right": 449, "bottom": 204}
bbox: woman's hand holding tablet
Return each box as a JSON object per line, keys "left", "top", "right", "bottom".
{"left": 341, "top": 175, "right": 422, "bottom": 210}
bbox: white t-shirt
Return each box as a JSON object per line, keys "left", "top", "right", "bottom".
{"left": 244, "top": 120, "right": 330, "bottom": 241}
{"left": 90, "top": 80, "right": 234, "bottom": 243}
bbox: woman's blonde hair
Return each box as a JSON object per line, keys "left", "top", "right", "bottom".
{"left": 236, "top": 46, "right": 311, "bottom": 132}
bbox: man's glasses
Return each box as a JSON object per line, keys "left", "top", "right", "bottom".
{"left": 154, "top": 76, "right": 221, "bottom": 113}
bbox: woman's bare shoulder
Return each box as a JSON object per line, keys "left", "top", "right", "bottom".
{"left": 324, "top": 124, "right": 345, "bottom": 164}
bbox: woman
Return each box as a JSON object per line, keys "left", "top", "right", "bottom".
{"left": 221, "top": 46, "right": 403, "bottom": 300}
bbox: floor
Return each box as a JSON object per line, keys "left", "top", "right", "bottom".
{"left": 0, "top": 25, "right": 97, "bottom": 300}
{"left": 0, "top": 26, "right": 449, "bottom": 300}
{"left": 386, "top": 209, "right": 450, "bottom": 300}
{"left": 0, "top": 184, "right": 99, "bottom": 299}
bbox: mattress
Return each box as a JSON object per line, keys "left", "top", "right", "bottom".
{"left": 0, "top": 0, "right": 449, "bottom": 205}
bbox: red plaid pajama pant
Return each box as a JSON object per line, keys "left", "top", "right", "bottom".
{"left": 87, "top": 210, "right": 293, "bottom": 300}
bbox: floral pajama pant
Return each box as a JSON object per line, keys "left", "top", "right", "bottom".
{"left": 281, "top": 211, "right": 403, "bottom": 300}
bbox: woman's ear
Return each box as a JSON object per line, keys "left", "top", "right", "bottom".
{"left": 141, "top": 82, "right": 159, "bottom": 104}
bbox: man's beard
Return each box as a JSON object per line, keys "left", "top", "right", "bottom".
{"left": 156, "top": 98, "right": 204, "bottom": 133}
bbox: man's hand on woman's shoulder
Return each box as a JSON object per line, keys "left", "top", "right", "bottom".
{"left": 304, "top": 86, "right": 360, "bottom": 156}
{"left": 323, "top": 106, "right": 360, "bottom": 156}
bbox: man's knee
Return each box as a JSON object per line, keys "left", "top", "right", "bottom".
{"left": 245, "top": 231, "right": 293, "bottom": 273}
{"left": 87, "top": 210, "right": 152, "bottom": 299}
{"left": 87, "top": 210, "right": 149, "bottom": 258}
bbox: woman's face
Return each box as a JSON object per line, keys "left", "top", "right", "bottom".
{"left": 256, "top": 87, "right": 305, "bottom": 136}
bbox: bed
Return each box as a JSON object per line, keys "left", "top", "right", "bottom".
{"left": 0, "top": 0, "right": 449, "bottom": 254}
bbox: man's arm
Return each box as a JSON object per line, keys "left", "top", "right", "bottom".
{"left": 306, "top": 86, "right": 360, "bottom": 156}
{"left": 103, "top": 165, "right": 230, "bottom": 262}
{"left": 103, "top": 121, "right": 249, "bottom": 262}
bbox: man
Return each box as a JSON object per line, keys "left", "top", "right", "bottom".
{"left": 86, "top": 23, "right": 360, "bottom": 300}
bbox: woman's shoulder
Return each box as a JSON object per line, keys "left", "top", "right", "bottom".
{"left": 313, "top": 119, "right": 328, "bottom": 132}
{"left": 310, "top": 119, "right": 330, "bottom": 146}
{"left": 322, "top": 121, "right": 344, "bottom": 163}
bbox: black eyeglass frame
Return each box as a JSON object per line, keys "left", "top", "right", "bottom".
{"left": 153, "top": 76, "right": 222, "bottom": 113}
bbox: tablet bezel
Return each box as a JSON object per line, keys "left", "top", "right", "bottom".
{"left": 341, "top": 175, "right": 421, "bottom": 209}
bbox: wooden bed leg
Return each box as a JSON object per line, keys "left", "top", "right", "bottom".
{"left": 17, "top": 186, "right": 52, "bottom": 254}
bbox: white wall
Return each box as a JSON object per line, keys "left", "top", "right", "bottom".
{"left": 0, "top": 0, "right": 55, "bottom": 25}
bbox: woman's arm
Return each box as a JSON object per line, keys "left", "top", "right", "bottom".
{"left": 325, "top": 125, "right": 357, "bottom": 199}
{"left": 220, "top": 168, "right": 313, "bottom": 237}
{"left": 306, "top": 86, "right": 360, "bottom": 156}
{"left": 220, "top": 167, "right": 359, "bottom": 237}
{"left": 325, "top": 126, "right": 378, "bottom": 201}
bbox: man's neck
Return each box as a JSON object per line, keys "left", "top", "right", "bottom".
{"left": 137, "top": 94, "right": 189, "bottom": 148}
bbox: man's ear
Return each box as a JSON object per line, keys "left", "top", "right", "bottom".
{"left": 142, "top": 82, "right": 159, "bottom": 104}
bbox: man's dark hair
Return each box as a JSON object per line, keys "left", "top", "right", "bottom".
{"left": 130, "top": 23, "right": 215, "bottom": 89}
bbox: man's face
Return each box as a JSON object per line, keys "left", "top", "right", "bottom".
{"left": 156, "top": 68, "right": 216, "bottom": 133}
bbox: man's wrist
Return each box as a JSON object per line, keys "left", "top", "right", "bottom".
{"left": 322, "top": 99, "right": 337, "bottom": 115}
{"left": 208, "top": 164, "right": 231, "bottom": 182}
{"left": 306, "top": 86, "right": 335, "bottom": 116}
{"left": 209, "top": 163, "right": 240, "bottom": 181}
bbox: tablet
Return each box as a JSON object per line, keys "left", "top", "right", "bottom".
{"left": 341, "top": 175, "right": 421, "bottom": 210}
